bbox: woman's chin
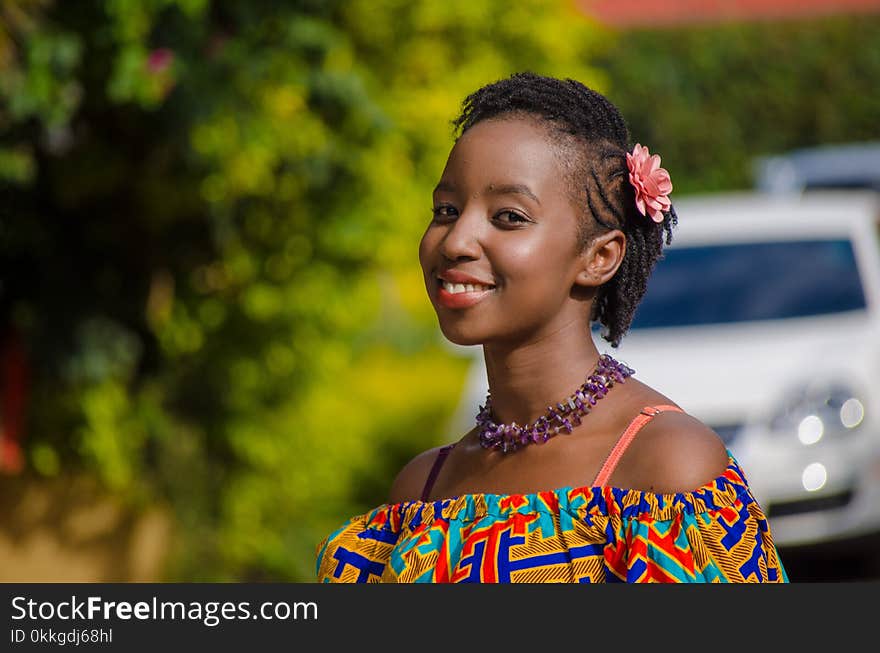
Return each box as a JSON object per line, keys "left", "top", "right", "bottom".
{"left": 437, "top": 325, "right": 486, "bottom": 348}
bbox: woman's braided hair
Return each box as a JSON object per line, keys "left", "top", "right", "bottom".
{"left": 451, "top": 72, "right": 677, "bottom": 347}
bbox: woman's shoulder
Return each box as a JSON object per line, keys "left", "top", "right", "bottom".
{"left": 387, "top": 444, "right": 452, "bottom": 504}
{"left": 611, "top": 401, "right": 731, "bottom": 494}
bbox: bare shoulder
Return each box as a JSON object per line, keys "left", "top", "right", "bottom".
{"left": 387, "top": 445, "right": 449, "bottom": 504}
{"left": 615, "top": 409, "right": 731, "bottom": 494}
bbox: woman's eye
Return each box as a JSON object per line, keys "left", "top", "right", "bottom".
{"left": 431, "top": 205, "right": 458, "bottom": 220}
{"left": 495, "top": 210, "right": 529, "bottom": 225}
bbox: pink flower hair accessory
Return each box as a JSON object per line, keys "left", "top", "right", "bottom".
{"left": 626, "top": 143, "right": 672, "bottom": 223}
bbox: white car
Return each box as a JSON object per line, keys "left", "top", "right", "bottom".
{"left": 448, "top": 190, "right": 880, "bottom": 559}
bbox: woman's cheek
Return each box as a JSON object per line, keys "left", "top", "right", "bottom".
{"left": 417, "top": 228, "right": 436, "bottom": 271}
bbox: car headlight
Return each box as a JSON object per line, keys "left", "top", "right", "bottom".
{"left": 768, "top": 382, "right": 865, "bottom": 444}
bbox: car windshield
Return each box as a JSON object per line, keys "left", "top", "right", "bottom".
{"left": 630, "top": 239, "right": 867, "bottom": 329}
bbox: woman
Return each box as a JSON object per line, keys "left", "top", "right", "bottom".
{"left": 315, "top": 72, "right": 788, "bottom": 583}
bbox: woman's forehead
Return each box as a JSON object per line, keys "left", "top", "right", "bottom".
{"left": 439, "top": 118, "right": 571, "bottom": 195}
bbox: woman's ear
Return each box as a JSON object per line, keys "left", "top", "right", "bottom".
{"left": 574, "top": 229, "right": 626, "bottom": 288}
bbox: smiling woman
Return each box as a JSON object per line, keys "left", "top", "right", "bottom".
{"left": 315, "top": 72, "right": 789, "bottom": 583}
{"left": 422, "top": 118, "right": 592, "bottom": 348}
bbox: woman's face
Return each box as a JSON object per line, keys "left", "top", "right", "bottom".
{"left": 418, "top": 116, "right": 593, "bottom": 347}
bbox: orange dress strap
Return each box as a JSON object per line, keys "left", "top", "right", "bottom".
{"left": 591, "top": 404, "right": 685, "bottom": 487}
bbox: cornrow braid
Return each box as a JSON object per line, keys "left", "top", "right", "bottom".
{"left": 451, "top": 71, "right": 677, "bottom": 347}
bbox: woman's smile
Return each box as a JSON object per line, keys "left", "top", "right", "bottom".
{"left": 436, "top": 278, "right": 497, "bottom": 309}
{"left": 435, "top": 268, "right": 498, "bottom": 309}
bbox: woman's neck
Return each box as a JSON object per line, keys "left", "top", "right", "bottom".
{"left": 481, "top": 319, "right": 602, "bottom": 427}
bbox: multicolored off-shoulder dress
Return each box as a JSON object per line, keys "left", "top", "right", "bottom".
{"left": 316, "top": 406, "right": 788, "bottom": 583}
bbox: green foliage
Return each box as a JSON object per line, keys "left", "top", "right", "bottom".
{"left": 596, "top": 15, "right": 880, "bottom": 194}
{"left": 0, "top": 0, "right": 605, "bottom": 580}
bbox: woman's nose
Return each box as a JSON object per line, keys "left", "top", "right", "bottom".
{"left": 438, "top": 211, "right": 483, "bottom": 261}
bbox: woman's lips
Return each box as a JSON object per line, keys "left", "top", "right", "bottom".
{"left": 435, "top": 279, "right": 495, "bottom": 309}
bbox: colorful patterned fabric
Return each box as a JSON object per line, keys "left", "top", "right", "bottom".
{"left": 315, "top": 451, "right": 788, "bottom": 583}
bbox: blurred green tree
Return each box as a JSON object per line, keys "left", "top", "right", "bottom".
{"left": 597, "top": 15, "right": 880, "bottom": 194}
{"left": 0, "top": 0, "right": 604, "bottom": 580}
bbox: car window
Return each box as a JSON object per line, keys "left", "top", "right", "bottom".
{"left": 629, "top": 239, "right": 867, "bottom": 329}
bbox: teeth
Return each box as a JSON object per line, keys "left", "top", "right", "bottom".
{"left": 441, "top": 280, "right": 493, "bottom": 294}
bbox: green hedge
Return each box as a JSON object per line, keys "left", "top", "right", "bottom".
{"left": 596, "top": 15, "right": 880, "bottom": 194}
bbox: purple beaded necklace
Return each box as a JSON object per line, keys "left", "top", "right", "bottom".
{"left": 476, "top": 353, "right": 635, "bottom": 453}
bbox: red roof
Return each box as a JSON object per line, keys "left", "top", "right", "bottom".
{"left": 580, "top": 0, "right": 880, "bottom": 28}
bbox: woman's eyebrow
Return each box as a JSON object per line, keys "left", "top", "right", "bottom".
{"left": 433, "top": 181, "right": 455, "bottom": 195}
{"left": 432, "top": 181, "right": 540, "bottom": 205}
{"left": 487, "top": 183, "right": 540, "bottom": 205}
